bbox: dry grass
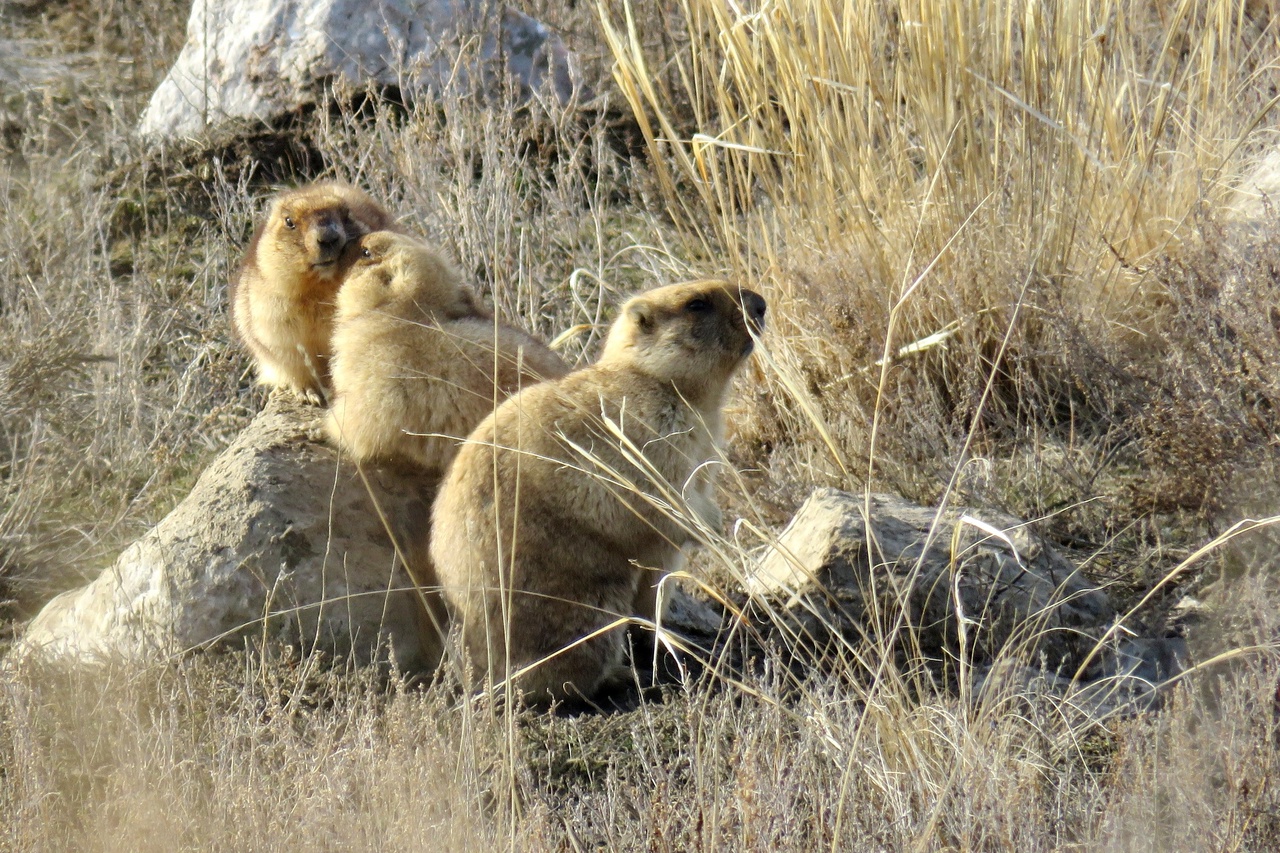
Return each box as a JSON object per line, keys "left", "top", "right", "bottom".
{"left": 3, "top": 590, "right": 1279, "bottom": 851}
{"left": 605, "top": 0, "right": 1280, "bottom": 536}
{"left": 2, "top": 0, "right": 1280, "bottom": 849}
{"left": 0, "top": 0, "right": 244, "bottom": 621}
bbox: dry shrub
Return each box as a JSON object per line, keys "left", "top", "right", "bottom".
{"left": 1125, "top": 222, "right": 1280, "bottom": 514}
{"left": 603, "top": 0, "right": 1280, "bottom": 534}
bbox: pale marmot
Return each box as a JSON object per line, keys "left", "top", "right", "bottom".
{"left": 231, "top": 182, "right": 400, "bottom": 404}
{"left": 430, "top": 280, "right": 766, "bottom": 703}
{"left": 325, "top": 230, "right": 570, "bottom": 473}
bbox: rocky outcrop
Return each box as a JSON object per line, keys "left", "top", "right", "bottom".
{"left": 747, "top": 488, "right": 1116, "bottom": 670}
{"left": 15, "top": 397, "right": 446, "bottom": 672}
{"left": 17, "top": 435, "right": 1149, "bottom": 712}
{"left": 12, "top": 395, "right": 723, "bottom": 680}
{"left": 140, "top": 0, "right": 590, "bottom": 140}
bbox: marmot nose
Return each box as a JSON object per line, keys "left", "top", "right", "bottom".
{"left": 316, "top": 227, "right": 342, "bottom": 249}
{"left": 742, "top": 290, "right": 766, "bottom": 330}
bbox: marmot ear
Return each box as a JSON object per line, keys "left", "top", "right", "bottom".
{"left": 627, "top": 301, "right": 655, "bottom": 333}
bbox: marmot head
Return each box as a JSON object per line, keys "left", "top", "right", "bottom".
{"left": 260, "top": 183, "right": 394, "bottom": 283}
{"left": 336, "top": 231, "right": 478, "bottom": 321}
{"left": 601, "top": 280, "right": 766, "bottom": 404}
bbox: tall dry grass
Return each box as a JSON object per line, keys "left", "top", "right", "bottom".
{"left": 604, "top": 0, "right": 1280, "bottom": 538}
{"left": 0, "top": 0, "right": 244, "bottom": 623}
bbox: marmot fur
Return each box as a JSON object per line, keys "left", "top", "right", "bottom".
{"left": 430, "top": 280, "right": 766, "bottom": 702}
{"left": 325, "top": 230, "right": 569, "bottom": 473}
{"left": 231, "top": 182, "right": 399, "bottom": 404}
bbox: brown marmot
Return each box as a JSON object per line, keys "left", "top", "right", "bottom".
{"left": 430, "top": 280, "right": 766, "bottom": 703}
{"left": 231, "top": 182, "right": 400, "bottom": 404}
{"left": 325, "top": 230, "right": 570, "bottom": 473}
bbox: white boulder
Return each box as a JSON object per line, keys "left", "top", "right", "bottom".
{"left": 139, "top": 0, "right": 588, "bottom": 140}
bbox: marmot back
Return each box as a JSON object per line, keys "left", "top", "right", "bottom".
{"left": 325, "top": 230, "right": 569, "bottom": 473}
{"left": 231, "top": 182, "right": 399, "bottom": 404}
{"left": 431, "top": 280, "right": 766, "bottom": 703}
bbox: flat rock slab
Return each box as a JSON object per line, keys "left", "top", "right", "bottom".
{"left": 14, "top": 397, "right": 443, "bottom": 672}
{"left": 140, "top": 0, "right": 588, "bottom": 140}
{"left": 748, "top": 488, "right": 1116, "bottom": 670}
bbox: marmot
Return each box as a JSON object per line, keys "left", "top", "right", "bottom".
{"left": 231, "top": 182, "right": 400, "bottom": 404}
{"left": 430, "top": 280, "right": 766, "bottom": 703}
{"left": 325, "top": 230, "right": 570, "bottom": 473}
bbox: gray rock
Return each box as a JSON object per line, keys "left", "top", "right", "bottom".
{"left": 973, "top": 635, "right": 1189, "bottom": 722}
{"left": 13, "top": 396, "right": 444, "bottom": 673}
{"left": 1076, "top": 636, "right": 1188, "bottom": 715}
{"left": 659, "top": 580, "right": 724, "bottom": 640}
{"left": 12, "top": 451, "right": 1128, "bottom": 701}
{"left": 139, "top": 0, "right": 590, "bottom": 140}
{"left": 747, "top": 488, "right": 1115, "bottom": 669}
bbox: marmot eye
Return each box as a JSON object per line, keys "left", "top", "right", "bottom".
{"left": 685, "top": 297, "right": 712, "bottom": 313}
{"left": 283, "top": 216, "right": 296, "bottom": 230}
